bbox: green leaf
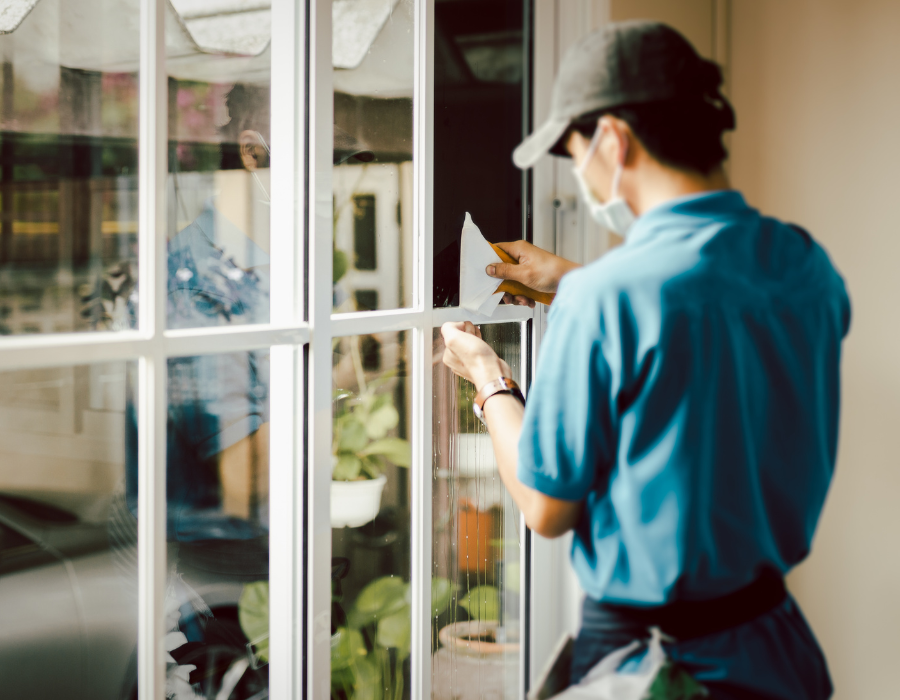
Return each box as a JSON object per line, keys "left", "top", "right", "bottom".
{"left": 338, "top": 418, "right": 369, "bottom": 454}
{"left": 376, "top": 607, "right": 411, "bottom": 658}
{"left": 431, "top": 577, "right": 455, "bottom": 618}
{"left": 365, "top": 371, "right": 397, "bottom": 393}
{"left": 459, "top": 585, "right": 500, "bottom": 622}
{"left": 334, "top": 247, "right": 348, "bottom": 284}
{"left": 350, "top": 577, "right": 409, "bottom": 628}
{"left": 359, "top": 455, "right": 383, "bottom": 479}
{"left": 351, "top": 654, "right": 383, "bottom": 700}
{"left": 237, "top": 581, "right": 270, "bottom": 663}
{"left": 359, "top": 437, "right": 411, "bottom": 467}
{"left": 364, "top": 404, "right": 399, "bottom": 439}
{"left": 646, "top": 662, "right": 709, "bottom": 699}
{"left": 332, "top": 454, "right": 363, "bottom": 481}
{"left": 331, "top": 627, "right": 368, "bottom": 670}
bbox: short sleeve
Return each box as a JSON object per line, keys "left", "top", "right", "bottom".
{"left": 517, "top": 273, "right": 616, "bottom": 501}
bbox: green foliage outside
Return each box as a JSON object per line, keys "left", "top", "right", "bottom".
{"left": 332, "top": 375, "right": 411, "bottom": 481}
{"left": 238, "top": 575, "right": 470, "bottom": 700}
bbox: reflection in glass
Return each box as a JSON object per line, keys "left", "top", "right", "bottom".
{"left": 332, "top": 0, "right": 414, "bottom": 313}
{"left": 167, "top": 3, "right": 273, "bottom": 329}
{"left": 0, "top": 362, "right": 136, "bottom": 698}
{"left": 432, "top": 324, "right": 522, "bottom": 700}
{"left": 433, "top": 1, "right": 526, "bottom": 307}
{"left": 0, "top": 1, "right": 140, "bottom": 334}
{"left": 331, "top": 332, "right": 411, "bottom": 699}
{"left": 157, "top": 348, "right": 271, "bottom": 699}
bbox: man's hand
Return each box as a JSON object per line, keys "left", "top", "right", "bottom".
{"left": 486, "top": 241, "right": 580, "bottom": 307}
{"left": 441, "top": 321, "right": 511, "bottom": 390}
{"left": 440, "top": 321, "right": 582, "bottom": 539}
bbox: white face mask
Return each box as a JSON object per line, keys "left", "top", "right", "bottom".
{"left": 572, "top": 123, "right": 636, "bottom": 236}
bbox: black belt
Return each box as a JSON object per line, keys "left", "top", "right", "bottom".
{"left": 592, "top": 570, "right": 787, "bottom": 642}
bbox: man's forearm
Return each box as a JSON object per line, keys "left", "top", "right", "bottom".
{"left": 482, "top": 395, "right": 581, "bottom": 538}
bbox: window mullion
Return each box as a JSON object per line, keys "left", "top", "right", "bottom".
{"left": 410, "top": 0, "right": 435, "bottom": 697}
{"left": 268, "top": 0, "right": 308, "bottom": 696}
{"left": 432, "top": 305, "right": 536, "bottom": 328}
{"left": 307, "top": 0, "right": 335, "bottom": 697}
{"left": 137, "top": 1, "right": 168, "bottom": 699}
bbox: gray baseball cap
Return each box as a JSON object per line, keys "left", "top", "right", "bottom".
{"left": 513, "top": 21, "right": 728, "bottom": 169}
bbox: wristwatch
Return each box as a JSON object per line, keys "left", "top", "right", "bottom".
{"left": 473, "top": 377, "right": 525, "bottom": 428}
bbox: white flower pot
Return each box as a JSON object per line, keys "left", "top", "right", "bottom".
{"left": 330, "top": 474, "right": 387, "bottom": 529}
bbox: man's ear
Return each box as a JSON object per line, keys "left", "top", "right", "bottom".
{"left": 565, "top": 129, "right": 592, "bottom": 166}
{"left": 599, "top": 116, "right": 630, "bottom": 168}
{"left": 239, "top": 129, "right": 268, "bottom": 171}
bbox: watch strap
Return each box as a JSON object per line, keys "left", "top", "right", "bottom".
{"left": 473, "top": 377, "right": 524, "bottom": 426}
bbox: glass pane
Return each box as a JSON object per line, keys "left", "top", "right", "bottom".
{"left": 432, "top": 324, "right": 522, "bottom": 699}
{"left": 332, "top": 0, "right": 414, "bottom": 313}
{"left": 331, "top": 332, "right": 411, "bottom": 698}
{"left": 162, "top": 349, "right": 271, "bottom": 698}
{"left": 433, "top": 1, "right": 527, "bottom": 307}
{"left": 0, "top": 362, "right": 136, "bottom": 697}
{"left": 0, "top": 1, "right": 139, "bottom": 334}
{"left": 167, "top": 2, "right": 272, "bottom": 329}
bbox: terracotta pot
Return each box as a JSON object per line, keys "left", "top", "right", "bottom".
{"left": 433, "top": 621, "right": 520, "bottom": 700}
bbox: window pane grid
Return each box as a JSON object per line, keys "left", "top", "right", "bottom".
{"left": 0, "top": 1, "right": 537, "bottom": 698}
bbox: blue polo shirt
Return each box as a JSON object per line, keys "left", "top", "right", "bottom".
{"left": 519, "top": 190, "right": 851, "bottom": 605}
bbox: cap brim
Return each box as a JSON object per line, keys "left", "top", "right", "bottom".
{"left": 512, "top": 117, "right": 571, "bottom": 169}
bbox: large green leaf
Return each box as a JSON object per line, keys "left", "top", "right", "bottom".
{"left": 237, "top": 581, "right": 270, "bottom": 663}
{"left": 459, "top": 585, "right": 499, "bottom": 622}
{"left": 431, "top": 577, "right": 455, "bottom": 618}
{"left": 376, "top": 607, "right": 411, "bottom": 658}
{"left": 333, "top": 454, "right": 363, "bottom": 481}
{"left": 364, "top": 404, "right": 399, "bottom": 439}
{"left": 350, "top": 577, "right": 409, "bottom": 628}
{"left": 338, "top": 418, "right": 369, "bottom": 454}
{"left": 359, "top": 437, "right": 411, "bottom": 468}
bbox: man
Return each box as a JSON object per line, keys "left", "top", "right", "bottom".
{"left": 441, "top": 21, "right": 849, "bottom": 699}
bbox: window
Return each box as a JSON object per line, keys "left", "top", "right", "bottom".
{"left": 0, "top": 2, "right": 539, "bottom": 699}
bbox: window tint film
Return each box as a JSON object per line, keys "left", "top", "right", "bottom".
{"left": 332, "top": 331, "right": 411, "bottom": 699}
{"left": 432, "top": 324, "right": 523, "bottom": 699}
{"left": 166, "top": 1, "right": 272, "bottom": 329}
{"left": 162, "top": 348, "right": 272, "bottom": 698}
{"left": 0, "top": 362, "right": 136, "bottom": 698}
{"left": 433, "top": 0, "right": 527, "bottom": 307}
{"left": 332, "top": 0, "right": 414, "bottom": 313}
{"left": 0, "top": 1, "right": 140, "bottom": 334}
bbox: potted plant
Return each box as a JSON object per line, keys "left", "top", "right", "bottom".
{"left": 432, "top": 584, "right": 520, "bottom": 700}
{"left": 331, "top": 373, "right": 411, "bottom": 529}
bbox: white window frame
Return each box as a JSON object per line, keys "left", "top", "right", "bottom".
{"left": 0, "top": 1, "right": 543, "bottom": 698}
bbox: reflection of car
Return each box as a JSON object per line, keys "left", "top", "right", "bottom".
{"left": 0, "top": 491, "right": 268, "bottom": 700}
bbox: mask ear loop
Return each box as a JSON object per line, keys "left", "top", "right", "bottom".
{"left": 576, "top": 122, "right": 605, "bottom": 175}
{"left": 610, "top": 135, "right": 629, "bottom": 200}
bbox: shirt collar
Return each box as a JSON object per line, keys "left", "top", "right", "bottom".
{"left": 625, "top": 190, "right": 751, "bottom": 246}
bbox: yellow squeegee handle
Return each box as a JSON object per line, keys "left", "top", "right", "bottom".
{"left": 490, "top": 244, "right": 556, "bottom": 306}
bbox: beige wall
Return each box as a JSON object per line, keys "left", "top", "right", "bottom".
{"left": 729, "top": 1, "right": 900, "bottom": 696}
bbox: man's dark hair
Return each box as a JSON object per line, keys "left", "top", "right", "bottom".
{"left": 220, "top": 83, "right": 271, "bottom": 143}
{"left": 572, "top": 97, "right": 735, "bottom": 175}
